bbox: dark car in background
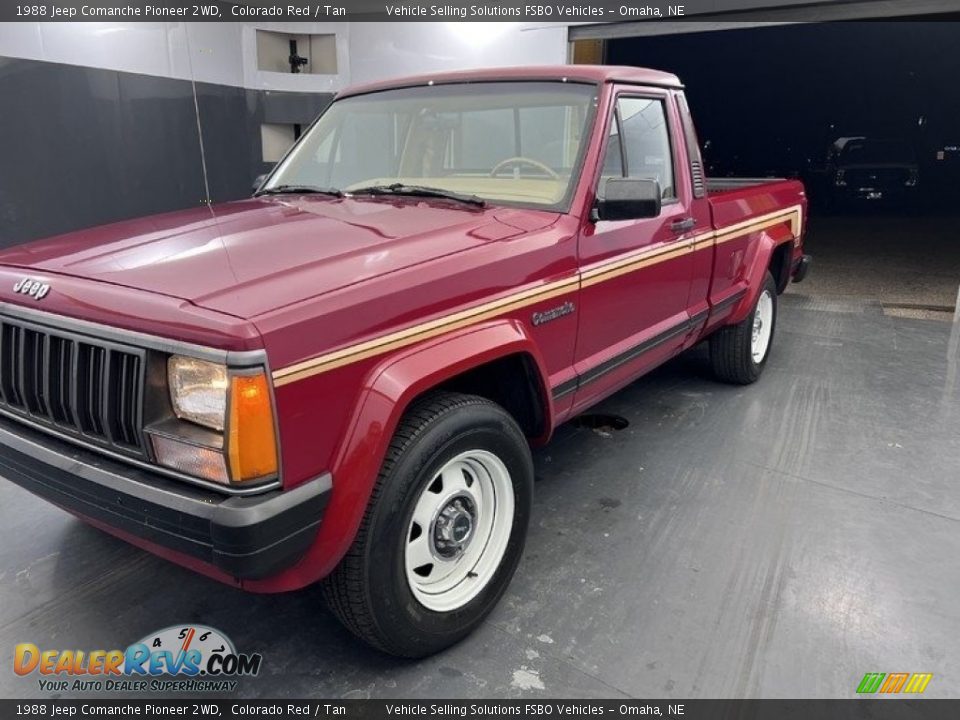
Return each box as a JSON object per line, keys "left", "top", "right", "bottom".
{"left": 825, "top": 136, "right": 919, "bottom": 206}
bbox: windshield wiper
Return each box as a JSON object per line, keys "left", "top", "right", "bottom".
{"left": 349, "top": 183, "right": 486, "bottom": 207}
{"left": 255, "top": 184, "right": 343, "bottom": 198}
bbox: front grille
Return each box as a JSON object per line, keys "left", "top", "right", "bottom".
{"left": 0, "top": 318, "right": 146, "bottom": 456}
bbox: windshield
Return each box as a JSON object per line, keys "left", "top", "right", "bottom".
{"left": 265, "top": 81, "right": 598, "bottom": 210}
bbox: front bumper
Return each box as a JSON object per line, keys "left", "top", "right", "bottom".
{"left": 0, "top": 416, "right": 330, "bottom": 580}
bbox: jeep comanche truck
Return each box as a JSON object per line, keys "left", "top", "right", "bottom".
{"left": 0, "top": 66, "right": 809, "bottom": 657}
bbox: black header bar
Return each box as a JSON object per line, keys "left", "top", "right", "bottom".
{"left": 0, "top": 0, "right": 937, "bottom": 23}
{"left": 1, "top": 699, "right": 956, "bottom": 719}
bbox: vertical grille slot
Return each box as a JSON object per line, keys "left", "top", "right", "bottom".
{"left": 1, "top": 324, "right": 24, "bottom": 408}
{"left": 23, "top": 329, "right": 47, "bottom": 416}
{"left": 48, "top": 336, "right": 74, "bottom": 424}
{"left": 107, "top": 350, "right": 142, "bottom": 448}
{"left": 76, "top": 343, "right": 106, "bottom": 437}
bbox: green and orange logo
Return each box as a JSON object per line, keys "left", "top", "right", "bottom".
{"left": 856, "top": 672, "right": 932, "bottom": 694}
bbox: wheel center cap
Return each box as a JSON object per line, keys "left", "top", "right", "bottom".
{"left": 433, "top": 497, "right": 475, "bottom": 557}
{"left": 452, "top": 514, "right": 471, "bottom": 542}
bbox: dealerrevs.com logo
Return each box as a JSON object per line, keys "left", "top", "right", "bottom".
{"left": 14, "top": 625, "right": 262, "bottom": 693}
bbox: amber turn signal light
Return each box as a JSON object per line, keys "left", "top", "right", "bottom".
{"left": 227, "top": 372, "right": 278, "bottom": 482}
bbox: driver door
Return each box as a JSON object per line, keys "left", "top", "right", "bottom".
{"left": 572, "top": 91, "right": 696, "bottom": 409}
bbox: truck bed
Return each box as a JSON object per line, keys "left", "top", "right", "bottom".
{"left": 707, "top": 176, "right": 806, "bottom": 235}
{"left": 706, "top": 177, "right": 788, "bottom": 193}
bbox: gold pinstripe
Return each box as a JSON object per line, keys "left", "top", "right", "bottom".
{"left": 272, "top": 204, "right": 802, "bottom": 386}
{"left": 713, "top": 205, "right": 803, "bottom": 244}
{"left": 580, "top": 238, "right": 697, "bottom": 288}
{"left": 273, "top": 277, "right": 579, "bottom": 386}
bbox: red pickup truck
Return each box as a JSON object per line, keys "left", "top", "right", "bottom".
{"left": 0, "top": 66, "right": 808, "bottom": 657}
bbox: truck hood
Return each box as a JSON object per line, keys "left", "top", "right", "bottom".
{"left": 0, "top": 197, "right": 555, "bottom": 319}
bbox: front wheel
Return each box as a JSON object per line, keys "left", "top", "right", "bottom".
{"left": 322, "top": 392, "right": 533, "bottom": 657}
{"left": 709, "top": 272, "right": 778, "bottom": 385}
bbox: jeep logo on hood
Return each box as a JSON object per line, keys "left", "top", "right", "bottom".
{"left": 13, "top": 277, "right": 50, "bottom": 301}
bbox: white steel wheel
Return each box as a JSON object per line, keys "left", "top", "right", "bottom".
{"left": 405, "top": 449, "right": 515, "bottom": 612}
{"left": 710, "top": 272, "right": 777, "bottom": 385}
{"left": 322, "top": 392, "right": 533, "bottom": 657}
{"left": 751, "top": 289, "right": 774, "bottom": 363}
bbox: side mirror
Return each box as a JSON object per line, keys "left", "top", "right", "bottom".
{"left": 252, "top": 174, "right": 269, "bottom": 195}
{"left": 593, "top": 178, "right": 662, "bottom": 221}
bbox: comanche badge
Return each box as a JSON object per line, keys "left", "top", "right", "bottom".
{"left": 532, "top": 301, "right": 575, "bottom": 326}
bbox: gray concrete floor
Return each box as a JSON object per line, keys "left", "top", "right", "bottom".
{"left": 2, "top": 217, "right": 960, "bottom": 700}
{"left": 801, "top": 213, "right": 960, "bottom": 315}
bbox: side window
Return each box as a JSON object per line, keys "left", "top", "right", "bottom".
{"left": 600, "top": 113, "right": 624, "bottom": 178}
{"left": 617, "top": 98, "right": 675, "bottom": 199}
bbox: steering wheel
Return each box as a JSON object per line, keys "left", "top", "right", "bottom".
{"left": 490, "top": 156, "right": 559, "bottom": 179}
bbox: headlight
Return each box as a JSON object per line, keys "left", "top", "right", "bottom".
{"left": 168, "top": 356, "right": 228, "bottom": 431}
{"left": 152, "top": 356, "right": 278, "bottom": 486}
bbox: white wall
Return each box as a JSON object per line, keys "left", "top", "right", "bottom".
{"left": 347, "top": 23, "right": 568, "bottom": 85}
{"left": 0, "top": 21, "right": 569, "bottom": 90}
{"left": 0, "top": 22, "right": 244, "bottom": 85}
{"left": 0, "top": 21, "right": 352, "bottom": 90}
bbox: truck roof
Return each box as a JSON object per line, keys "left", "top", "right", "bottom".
{"left": 337, "top": 65, "right": 683, "bottom": 98}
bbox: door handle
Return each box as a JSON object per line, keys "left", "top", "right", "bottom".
{"left": 670, "top": 217, "right": 696, "bottom": 233}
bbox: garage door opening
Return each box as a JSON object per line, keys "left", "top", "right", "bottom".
{"left": 588, "top": 22, "right": 960, "bottom": 314}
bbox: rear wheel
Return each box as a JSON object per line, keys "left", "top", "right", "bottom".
{"left": 709, "top": 272, "right": 778, "bottom": 385}
{"left": 322, "top": 392, "right": 533, "bottom": 657}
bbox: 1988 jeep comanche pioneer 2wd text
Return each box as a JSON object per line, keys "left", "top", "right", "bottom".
{"left": 0, "top": 66, "right": 809, "bottom": 657}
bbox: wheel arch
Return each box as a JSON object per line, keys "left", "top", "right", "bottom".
{"left": 728, "top": 230, "right": 795, "bottom": 324}
{"left": 246, "top": 319, "right": 552, "bottom": 589}
{"left": 434, "top": 351, "right": 548, "bottom": 441}
{"left": 768, "top": 240, "right": 794, "bottom": 294}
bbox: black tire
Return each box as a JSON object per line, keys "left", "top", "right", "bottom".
{"left": 709, "top": 272, "right": 778, "bottom": 385}
{"left": 321, "top": 392, "right": 533, "bottom": 658}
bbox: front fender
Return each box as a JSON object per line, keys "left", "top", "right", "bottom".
{"left": 243, "top": 319, "right": 550, "bottom": 590}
